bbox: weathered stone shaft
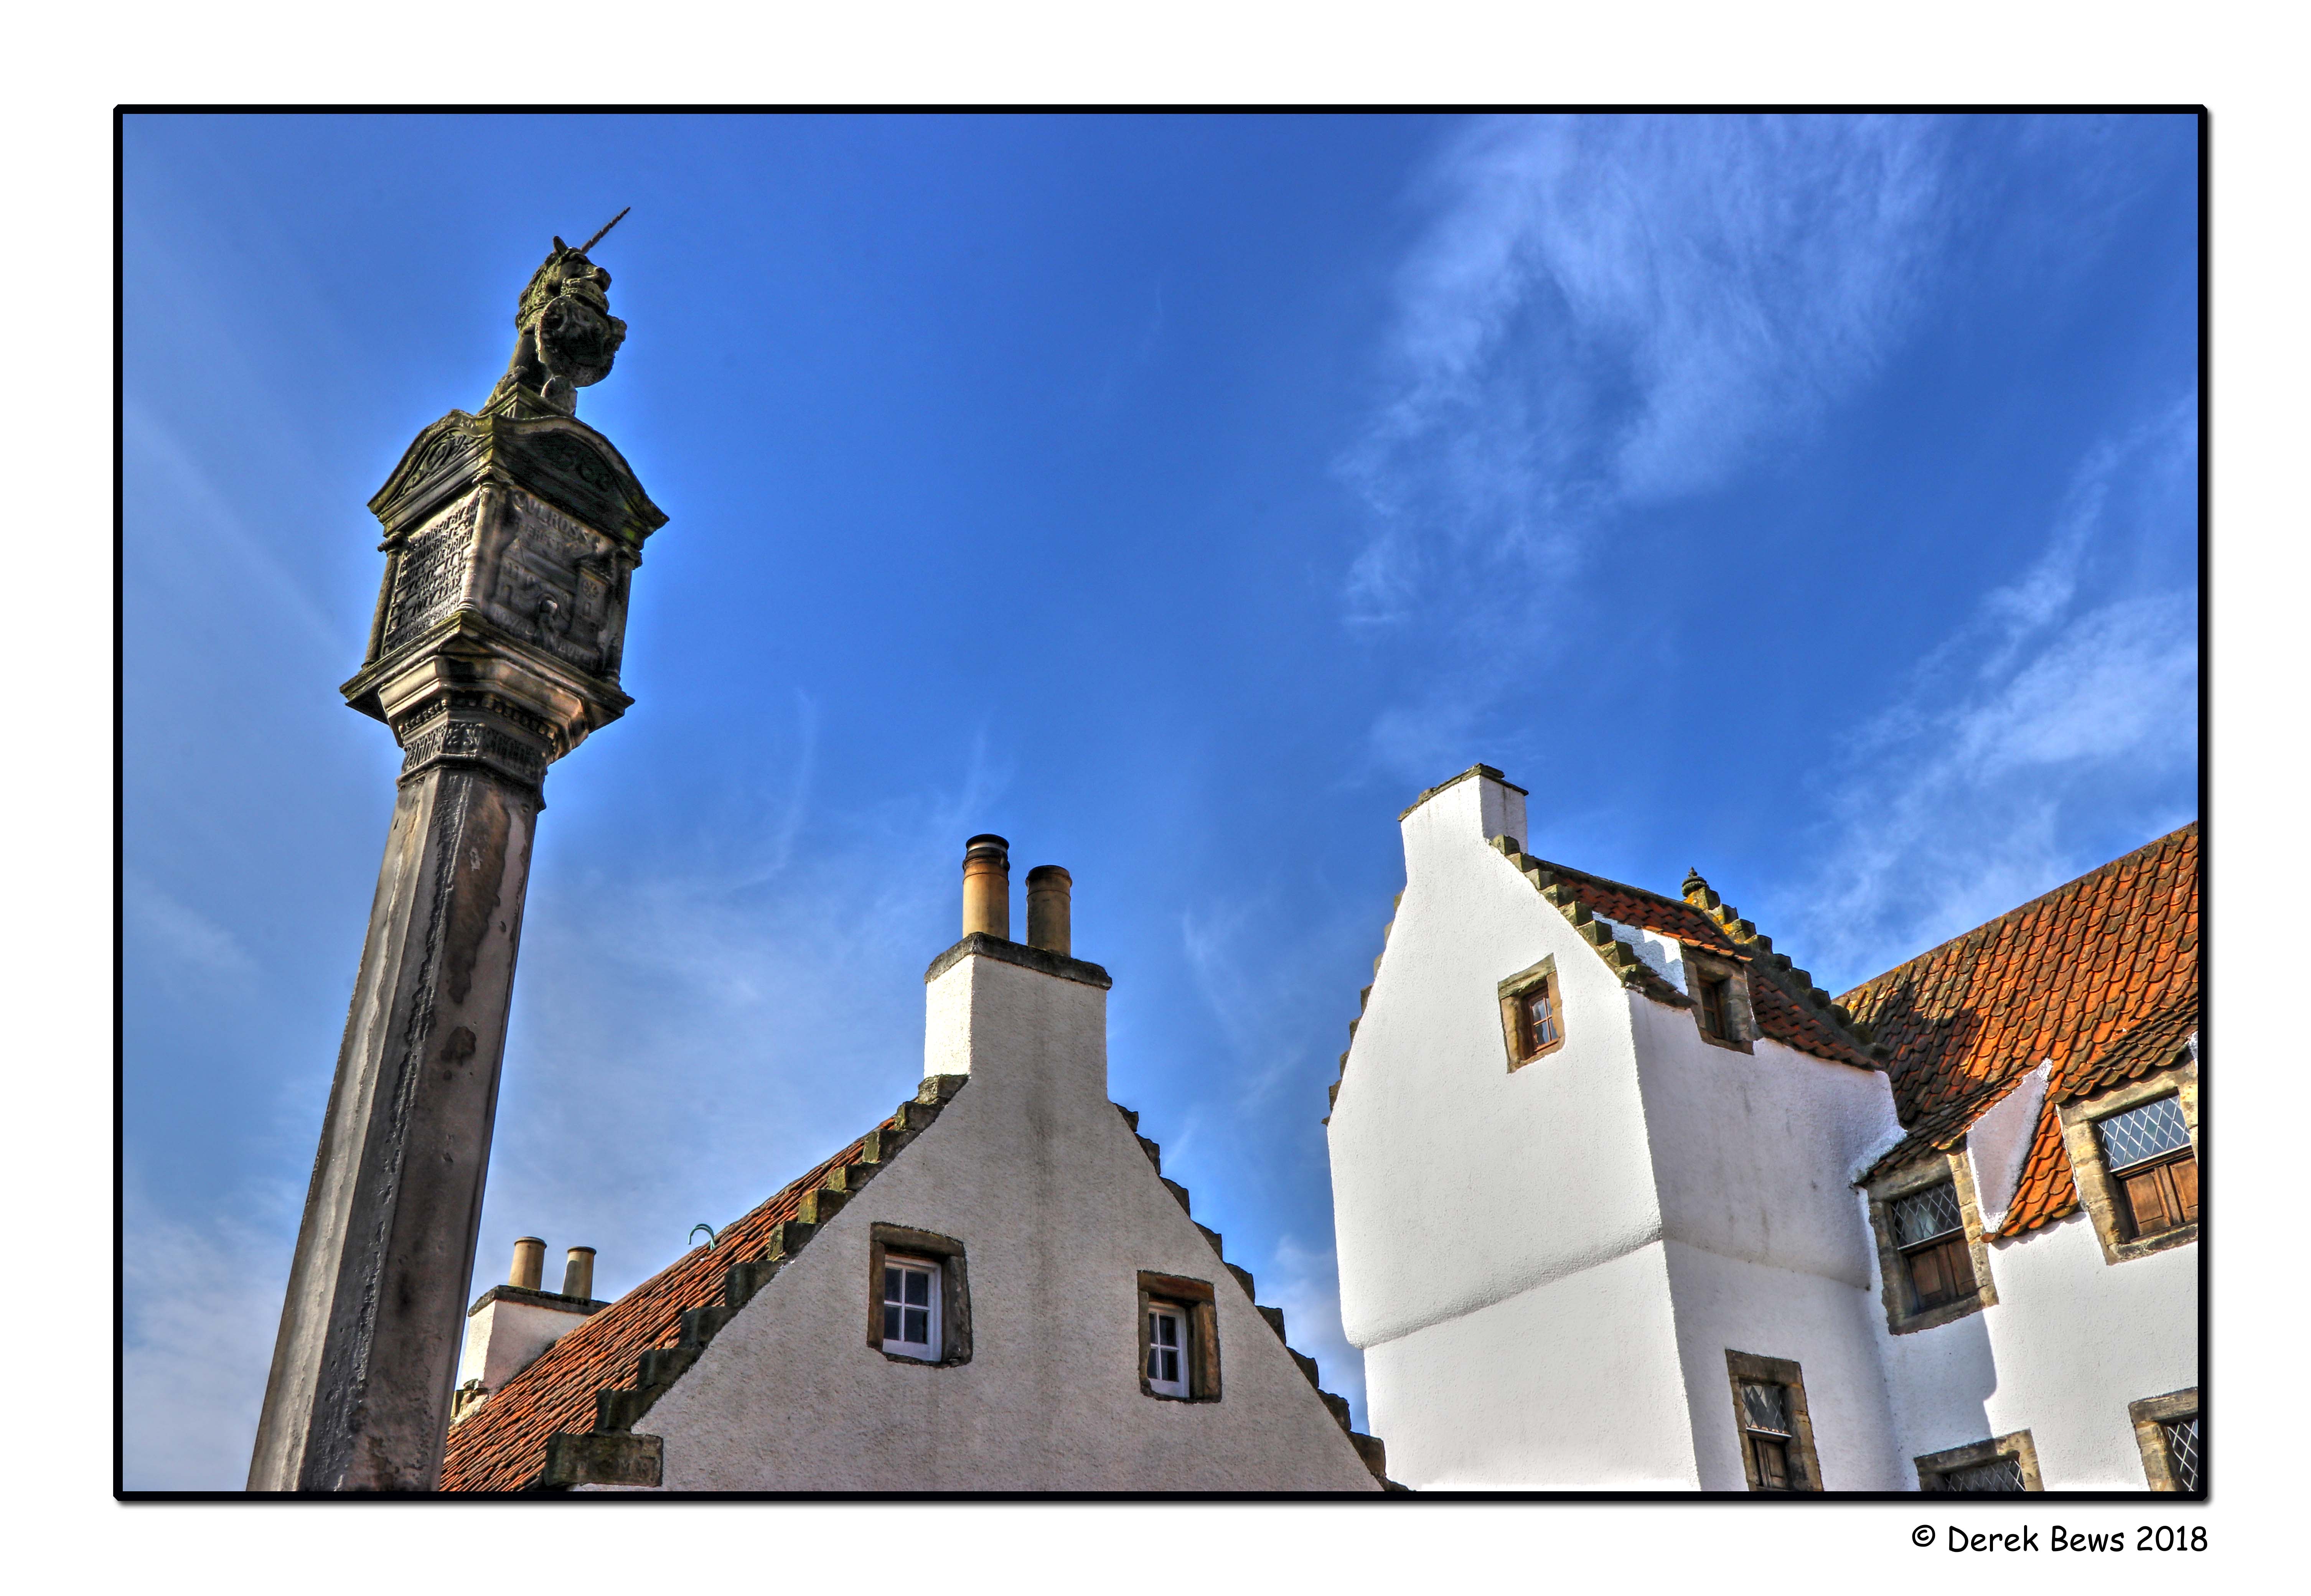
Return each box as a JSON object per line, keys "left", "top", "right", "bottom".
{"left": 250, "top": 394, "right": 663, "bottom": 1492}
{"left": 249, "top": 757, "right": 540, "bottom": 1491}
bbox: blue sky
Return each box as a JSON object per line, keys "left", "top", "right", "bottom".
{"left": 120, "top": 112, "right": 2199, "bottom": 1489}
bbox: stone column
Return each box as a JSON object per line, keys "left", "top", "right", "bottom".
{"left": 249, "top": 236, "right": 664, "bottom": 1490}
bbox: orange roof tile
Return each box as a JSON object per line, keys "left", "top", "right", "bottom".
{"left": 440, "top": 1124, "right": 889, "bottom": 1492}
{"left": 1527, "top": 859, "right": 1878, "bottom": 1069}
{"left": 1841, "top": 823, "right": 2199, "bottom": 1210}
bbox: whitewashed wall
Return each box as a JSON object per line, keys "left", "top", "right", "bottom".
{"left": 600, "top": 945, "right": 1379, "bottom": 1491}
{"left": 1328, "top": 765, "right": 2196, "bottom": 1492}
{"left": 1877, "top": 1211, "right": 2197, "bottom": 1487}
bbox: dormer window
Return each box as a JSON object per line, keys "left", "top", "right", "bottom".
{"left": 1681, "top": 951, "right": 1754, "bottom": 1052}
{"left": 1698, "top": 976, "right": 1732, "bottom": 1041}
{"left": 1891, "top": 1183, "right": 1976, "bottom": 1313}
{"left": 1862, "top": 1152, "right": 1998, "bottom": 1333}
{"left": 2096, "top": 1095, "right": 2198, "bottom": 1241}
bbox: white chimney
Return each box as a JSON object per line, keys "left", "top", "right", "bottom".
{"left": 450, "top": 1237, "right": 609, "bottom": 1423}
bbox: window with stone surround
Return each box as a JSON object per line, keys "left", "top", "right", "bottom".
{"left": 1136, "top": 1270, "right": 1220, "bottom": 1402}
{"left": 2060, "top": 1059, "right": 2200, "bottom": 1266}
{"left": 1495, "top": 955, "right": 1568, "bottom": 1071}
{"left": 1891, "top": 1183, "right": 1976, "bottom": 1312}
{"left": 1916, "top": 1431, "right": 2042, "bottom": 1493}
{"left": 1724, "top": 1351, "right": 1823, "bottom": 1492}
{"left": 2098, "top": 1096, "right": 2198, "bottom": 1240}
{"left": 1683, "top": 949, "right": 1754, "bottom": 1053}
{"left": 867, "top": 1223, "right": 972, "bottom": 1367}
{"left": 2129, "top": 1388, "right": 2202, "bottom": 1492}
{"left": 1862, "top": 1150, "right": 1998, "bottom": 1334}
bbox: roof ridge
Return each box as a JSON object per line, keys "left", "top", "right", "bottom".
{"left": 1838, "top": 821, "right": 2198, "bottom": 1007}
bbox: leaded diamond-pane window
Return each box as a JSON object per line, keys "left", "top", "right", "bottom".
{"left": 1892, "top": 1183, "right": 1965, "bottom": 1247}
{"left": 2163, "top": 1417, "right": 2201, "bottom": 1492}
{"left": 1935, "top": 1456, "right": 2026, "bottom": 1492}
{"left": 2098, "top": 1095, "right": 2192, "bottom": 1172}
{"left": 1740, "top": 1382, "right": 1791, "bottom": 1436}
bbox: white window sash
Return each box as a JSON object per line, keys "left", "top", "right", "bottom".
{"left": 1146, "top": 1304, "right": 1190, "bottom": 1397}
{"left": 882, "top": 1255, "right": 943, "bottom": 1361}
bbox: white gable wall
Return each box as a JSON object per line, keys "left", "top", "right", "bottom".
{"left": 611, "top": 944, "right": 1379, "bottom": 1492}
{"left": 1330, "top": 768, "right": 1698, "bottom": 1487}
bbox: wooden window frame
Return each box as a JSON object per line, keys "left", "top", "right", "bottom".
{"left": 1862, "top": 1150, "right": 1998, "bottom": 1335}
{"left": 1915, "top": 1430, "right": 2043, "bottom": 1493}
{"left": 2060, "top": 1061, "right": 2200, "bottom": 1266}
{"left": 1724, "top": 1351, "right": 1823, "bottom": 1492}
{"left": 1681, "top": 949, "right": 1755, "bottom": 1054}
{"left": 1495, "top": 954, "right": 1568, "bottom": 1071}
{"left": 1136, "top": 1270, "right": 1221, "bottom": 1402}
{"left": 879, "top": 1252, "right": 942, "bottom": 1362}
{"left": 2128, "top": 1388, "right": 2202, "bottom": 1493}
{"left": 866, "top": 1223, "right": 973, "bottom": 1367}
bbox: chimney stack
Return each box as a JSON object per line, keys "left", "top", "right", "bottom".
{"left": 1025, "top": 865, "right": 1073, "bottom": 956}
{"left": 562, "top": 1246, "right": 596, "bottom": 1301}
{"left": 509, "top": 1236, "right": 546, "bottom": 1291}
{"left": 962, "top": 834, "right": 1011, "bottom": 940}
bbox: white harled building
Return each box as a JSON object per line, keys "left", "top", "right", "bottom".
{"left": 441, "top": 837, "right": 1387, "bottom": 1493}
{"left": 1325, "top": 765, "right": 2199, "bottom": 1493}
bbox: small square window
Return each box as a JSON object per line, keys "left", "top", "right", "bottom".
{"left": 1136, "top": 1270, "right": 1220, "bottom": 1401}
{"left": 866, "top": 1222, "right": 971, "bottom": 1367}
{"left": 1518, "top": 981, "right": 1560, "bottom": 1057}
{"left": 1495, "top": 956, "right": 1566, "bottom": 1071}
{"left": 881, "top": 1255, "right": 941, "bottom": 1361}
{"left": 2059, "top": 1060, "right": 2198, "bottom": 1265}
{"left": 1146, "top": 1303, "right": 1190, "bottom": 1397}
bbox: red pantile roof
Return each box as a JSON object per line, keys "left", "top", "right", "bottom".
{"left": 440, "top": 1124, "right": 890, "bottom": 1492}
{"left": 1523, "top": 856, "right": 1879, "bottom": 1069}
{"left": 1839, "top": 823, "right": 2199, "bottom": 1234}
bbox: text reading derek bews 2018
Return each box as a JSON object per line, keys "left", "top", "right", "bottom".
{"left": 1912, "top": 1525, "right": 2207, "bottom": 1553}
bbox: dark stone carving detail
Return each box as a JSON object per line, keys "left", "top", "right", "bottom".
{"left": 486, "top": 491, "right": 626, "bottom": 675}
{"left": 382, "top": 500, "right": 476, "bottom": 651}
{"left": 398, "top": 718, "right": 549, "bottom": 789}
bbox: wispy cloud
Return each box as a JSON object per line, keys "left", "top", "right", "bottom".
{"left": 1341, "top": 114, "right": 1954, "bottom": 628}
{"left": 121, "top": 1181, "right": 287, "bottom": 1489}
{"left": 124, "top": 869, "right": 260, "bottom": 993}
{"left": 1777, "top": 399, "right": 2199, "bottom": 989}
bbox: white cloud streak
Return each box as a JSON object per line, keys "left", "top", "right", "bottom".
{"left": 1776, "top": 399, "right": 2199, "bottom": 989}
{"left": 121, "top": 1182, "right": 286, "bottom": 1489}
{"left": 1342, "top": 114, "right": 1954, "bottom": 627}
